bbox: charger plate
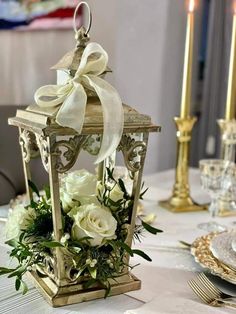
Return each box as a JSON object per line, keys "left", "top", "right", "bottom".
{"left": 210, "top": 231, "right": 236, "bottom": 271}
{"left": 191, "top": 233, "right": 236, "bottom": 284}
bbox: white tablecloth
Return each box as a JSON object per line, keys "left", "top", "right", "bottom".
{"left": 0, "top": 169, "right": 236, "bottom": 314}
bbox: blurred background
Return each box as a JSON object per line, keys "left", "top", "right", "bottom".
{"left": 0, "top": 0, "right": 235, "bottom": 203}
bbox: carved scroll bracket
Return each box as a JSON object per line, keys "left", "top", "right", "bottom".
{"left": 52, "top": 135, "right": 90, "bottom": 174}
{"left": 36, "top": 134, "right": 50, "bottom": 172}
{"left": 118, "top": 135, "right": 147, "bottom": 173}
{"left": 19, "top": 130, "right": 39, "bottom": 163}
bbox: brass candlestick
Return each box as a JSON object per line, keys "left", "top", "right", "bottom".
{"left": 159, "top": 117, "right": 206, "bottom": 212}
{"left": 159, "top": 0, "right": 206, "bottom": 212}
{"left": 217, "top": 6, "right": 236, "bottom": 216}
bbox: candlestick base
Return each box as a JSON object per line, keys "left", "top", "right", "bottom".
{"left": 159, "top": 197, "right": 207, "bottom": 213}
{"left": 160, "top": 116, "right": 207, "bottom": 213}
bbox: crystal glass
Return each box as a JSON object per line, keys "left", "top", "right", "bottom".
{"left": 198, "top": 159, "right": 234, "bottom": 232}
{"left": 223, "top": 162, "right": 236, "bottom": 211}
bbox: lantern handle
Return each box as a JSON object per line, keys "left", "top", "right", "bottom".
{"left": 73, "top": 1, "right": 92, "bottom": 36}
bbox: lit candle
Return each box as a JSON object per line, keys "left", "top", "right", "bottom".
{"left": 225, "top": 2, "right": 236, "bottom": 120}
{"left": 180, "top": 0, "right": 195, "bottom": 119}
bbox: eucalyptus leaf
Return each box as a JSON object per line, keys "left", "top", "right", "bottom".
{"left": 83, "top": 278, "right": 97, "bottom": 289}
{"left": 89, "top": 267, "right": 97, "bottom": 279}
{"left": 43, "top": 185, "right": 51, "bottom": 200}
{"left": 0, "top": 267, "right": 16, "bottom": 276}
{"left": 8, "top": 265, "right": 26, "bottom": 278}
{"left": 28, "top": 180, "right": 40, "bottom": 198}
{"left": 15, "top": 278, "right": 21, "bottom": 291}
{"left": 30, "top": 199, "right": 38, "bottom": 209}
{"left": 118, "top": 179, "right": 127, "bottom": 195}
{"left": 132, "top": 249, "right": 152, "bottom": 262}
{"left": 21, "top": 280, "right": 29, "bottom": 295}
{"left": 139, "top": 187, "right": 148, "bottom": 200}
{"left": 104, "top": 284, "right": 111, "bottom": 298}
{"left": 106, "top": 167, "right": 115, "bottom": 181}
{"left": 19, "top": 232, "right": 25, "bottom": 243}
{"left": 5, "top": 239, "right": 18, "bottom": 248}
{"left": 117, "top": 241, "right": 133, "bottom": 256}
{"left": 108, "top": 199, "right": 123, "bottom": 207}
{"left": 141, "top": 220, "right": 163, "bottom": 234}
{"left": 41, "top": 241, "right": 64, "bottom": 248}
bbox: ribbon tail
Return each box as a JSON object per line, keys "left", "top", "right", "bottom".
{"left": 84, "top": 75, "right": 124, "bottom": 164}
{"left": 34, "top": 85, "right": 68, "bottom": 108}
{"left": 56, "top": 83, "right": 87, "bottom": 134}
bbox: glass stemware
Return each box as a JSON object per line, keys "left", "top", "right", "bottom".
{"left": 223, "top": 161, "right": 236, "bottom": 211}
{"left": 198, "top": 159, "right": 234, "bottom": 232}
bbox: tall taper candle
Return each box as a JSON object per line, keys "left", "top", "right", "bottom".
{"left": 225, "top": 4, "right": 236, "bottom": 120}
{"left": 180, "top": 0, "right": 195, "bottom": 119}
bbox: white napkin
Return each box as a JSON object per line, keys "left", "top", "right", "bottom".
{"left": 125, "top": 294, "right": 235, "bottom": 314}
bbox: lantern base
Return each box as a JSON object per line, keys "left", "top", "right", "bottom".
{"left": 28, "top": 271, "right": 141, "bottom": 307}
{"left": 159, "top": 198, "right": 207, "bottom": 213}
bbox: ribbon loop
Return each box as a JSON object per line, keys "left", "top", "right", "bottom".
{"left": 34, "top": 42, "right": 124, "bottom": 164}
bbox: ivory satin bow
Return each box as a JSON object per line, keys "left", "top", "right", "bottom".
{"left": 34, "top": 42, "right": 124, "bottom": 164}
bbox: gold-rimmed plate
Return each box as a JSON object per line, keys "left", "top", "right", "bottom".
{"left": 191, "top": 233, "right": 236, "bottom": 285}
{"left": 210, "top": 231, "right": 236, "bottom": 271}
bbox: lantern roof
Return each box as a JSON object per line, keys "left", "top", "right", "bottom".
{"left": 8, "top": 28, "right": 160, "bottom": 136}
{"left": 8, "top": 98, "right": 161, "bottom": 136}
{"left": 51, "top": 27, "right": 111, "bottom": 74}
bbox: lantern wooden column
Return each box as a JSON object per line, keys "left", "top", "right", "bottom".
{"left": 47, "top": 135, "right": 65, "bottom": 283}
{"left": 19, "top": 128, "right": 33, "bottom": 200}
{"left": 127, "top": 132, "right": 149, "bottom": 248}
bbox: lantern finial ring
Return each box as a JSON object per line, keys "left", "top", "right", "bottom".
{"left": 73, "top": 1, "right": 92, "bottom": 36}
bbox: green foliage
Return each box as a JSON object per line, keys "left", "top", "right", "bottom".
{"left": 141, "top": 220, "right": 163, "bottom": 235}
{"left": 40, "top": 241, "right": 64, "bottom": 248}
{"left": 28, "top": 180, "right": 40, "bottom": 198}
{"left": 2, "top": 169, "right": 162, "bottom": 297}
{"left": 132, "top": 249, "right": 152, "bottom": 261}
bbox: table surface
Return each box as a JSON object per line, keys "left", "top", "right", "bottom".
{"left": 0, "top": 169, "right": 236, "bottom": 314}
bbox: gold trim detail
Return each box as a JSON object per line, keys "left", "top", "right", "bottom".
{"left": 191, "top": 233, "right": 236, "bottom": 284}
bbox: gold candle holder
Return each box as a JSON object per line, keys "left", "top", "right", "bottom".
{"left": 159, "top": 0, "right": 206, "bottom": 212}
{"left": 216, "top": 5, "right": 236, "bottom": 216}
{"left": 159, "top": 117, "right": 206, "bottom": 212}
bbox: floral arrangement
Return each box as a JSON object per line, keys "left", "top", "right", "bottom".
{"left": 1, "top": 168, "right": 162, "bottom": 295}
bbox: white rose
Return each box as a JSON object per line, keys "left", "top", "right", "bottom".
{"left": 71, "top": 204, "right": 117, "bottom": 246}
{"left": 60, "top": 169, "right": 97, "bottom": 211}
{"left": 109, "top": 184, "right": 124, "bottom": 203}
{"left": 5, "top": 205, "right": 36, "bottom": 240}
{"left": 60, "top": 189, "right": 80, "bottom": 213}
{"left": 62, "top": 169, "right": 97, "bottom": 198}
{"left": 97, "top": 181, "right": 124, "bottom": 209}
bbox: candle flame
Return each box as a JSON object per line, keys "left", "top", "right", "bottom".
{"left": 188, "top": 0, "right": 195, "bottom": 12}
